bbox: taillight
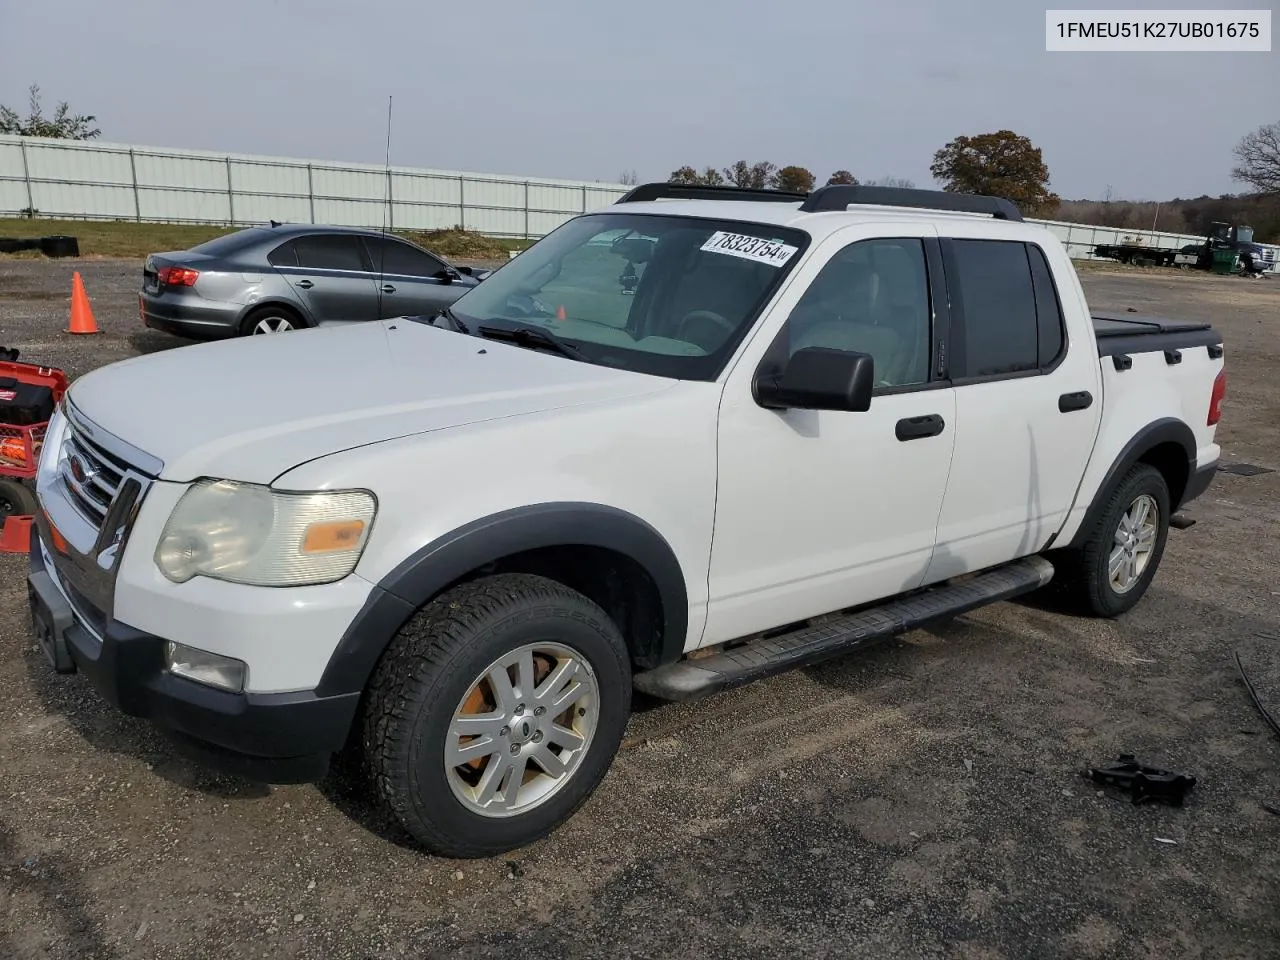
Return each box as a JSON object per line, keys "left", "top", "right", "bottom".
{"left": 1207, "top": 368, "right": 1226, "bottom": 426}
{"left": 157, "top": 265, "right": 200, "bottom": 287}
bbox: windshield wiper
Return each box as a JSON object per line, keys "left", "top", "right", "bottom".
{"left": 431, "top": 306, "right": 469, "bottom": 334}
{"left": 476, "top": 324, "right": 584, "bottom": 360}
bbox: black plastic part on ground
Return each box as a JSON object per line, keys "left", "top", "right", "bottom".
{"left": 0, "top": 235, "right": 79, "bottom": 257}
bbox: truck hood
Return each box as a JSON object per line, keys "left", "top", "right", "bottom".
{"left": 67, "top": 320, "right": 673, "bottom": 484}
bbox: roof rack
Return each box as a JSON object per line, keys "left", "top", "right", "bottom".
{"left": 799, "top": 185, "right": 1023, "bottom": 221}
{"left": 613, "top": 181, "right": 1025, "bottom": 223}
{"left": 615, "top": 183, "right": 809, "bottom": 205}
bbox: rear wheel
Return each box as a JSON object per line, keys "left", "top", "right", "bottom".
{"left": 1059, "top": 464, "right": 1170, "bottom": 617}
{"left": 361, "top": 573, "right": 632, "bottom": 858}
{"left": 240, "top": 305, "right": 307, "bottom": 336}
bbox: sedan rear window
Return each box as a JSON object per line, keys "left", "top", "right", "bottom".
{"left": 188, "top": 229, "right": 263, "bottom": 257}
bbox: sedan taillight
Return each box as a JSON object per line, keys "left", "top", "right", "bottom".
{"left": 157, "top": 266, "right": 200, "bottom": 287}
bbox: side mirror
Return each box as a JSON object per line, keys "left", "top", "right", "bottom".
{"left": 754, "top": 347, "right": 874, "bottom": 412}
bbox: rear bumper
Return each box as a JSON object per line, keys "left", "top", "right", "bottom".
{"left": 1178, "top": 458, "right": 1218, "bottom": 509}
{"left": 28, "top": 538, "right": 360, "bottom": 782}
{"left": 139, "top": 291, "right": 241, "bottom": 340}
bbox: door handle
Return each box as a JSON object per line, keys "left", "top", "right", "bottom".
{"left": 1058, "top": 391, "right": 1093, "bottom": 413}
{"left": 295, "top": 279, "right": 314, "bottom": 289}
{"left": 895, "top": 414, "right": 945, "bottom": 441}
{"left": 381, "top": 284, "right": 396, "bottom": 293}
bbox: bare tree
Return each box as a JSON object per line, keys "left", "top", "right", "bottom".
{"left": 1232, "top": 121, "right": 1280, "bottom": 194}
{"left": 865, "top": 176, "right": 916, "bottom": 188}
{"left": 619, "top": 169, "right": 640, "bottom": 186}
{"left": 723, "top": 160, "right": 777, "bottom": 189}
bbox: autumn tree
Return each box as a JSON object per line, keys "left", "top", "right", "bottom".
{"left": 0, "top": 84, "right": 100, "bottom": 140}
{"left": 930, "top": 130, "right": 1059, "bottom": 214}
{"left": 1232, "top": 120, "right": 1280, "bottom": 194}
{"left": 826, "top": 170, "right": 858, "bottom": 185}
{"left": 774, "top": 165, "right": 816, "bottom": 193}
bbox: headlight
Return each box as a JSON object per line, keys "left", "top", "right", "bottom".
{"left": 155, "top": 479, "right": 375, "bottom": 586}
{"left": 37, "top": 405, "right": 67, "bottom": 482}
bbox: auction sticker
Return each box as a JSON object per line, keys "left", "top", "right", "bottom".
{"left": 700, "top": 231, "right": 799, "bottom": 267}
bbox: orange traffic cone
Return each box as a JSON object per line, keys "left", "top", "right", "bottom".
{"left": 0, "top": 515, "right": 33, "bottom": 553}
{"left": 556, "top": 305, "right": 567, "bottom": 321}
{"left": 66, "top": 271, "right": 100, "bottom": 335}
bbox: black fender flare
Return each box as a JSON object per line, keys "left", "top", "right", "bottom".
{"left": 316, "top": 503, "right": 690, "bottom": 697}
{"left": 1063, "top": 417, "right": 1197, "bottom": 551}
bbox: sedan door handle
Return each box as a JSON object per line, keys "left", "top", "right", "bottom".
{"left": 295, "top": 279, "right": 314, "bottom": 289}
{"left": 1058, "top": 391, "right": 1094, "bottom": 413}
{"left": 381, "top": 284, "right": 396, "bottom": 293}
{"left": 895, "top": 414, "right": 945, "bottom": 441}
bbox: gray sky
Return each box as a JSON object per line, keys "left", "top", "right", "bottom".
{"left": 2, "top": 0, "right": 1275, "bottom": 200}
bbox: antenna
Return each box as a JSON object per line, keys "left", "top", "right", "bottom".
{"left": 375, "top": 95, "right": 393, "bottom": 322}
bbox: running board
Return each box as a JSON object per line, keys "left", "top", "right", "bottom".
{"left": 634, "top": 556, "right": 1055, "bottom": 702}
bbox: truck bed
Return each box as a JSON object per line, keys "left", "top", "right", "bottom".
{"left": 1091, "top": 313, "right": 1223, "bottom": 358}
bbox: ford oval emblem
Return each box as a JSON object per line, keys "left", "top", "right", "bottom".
{"left": 68, "top": 454, "right": 97, "bottom": 486}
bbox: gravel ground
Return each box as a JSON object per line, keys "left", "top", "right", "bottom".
{"left": 1, "top": 258, "right": 1278, "bottom": 960}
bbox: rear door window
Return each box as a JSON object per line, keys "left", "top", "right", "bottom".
{"left": 292, "top": 234, "right": 370, "bottom": 272}
{"left": 949, "top": 239, "right": 1039, "bottom": 378}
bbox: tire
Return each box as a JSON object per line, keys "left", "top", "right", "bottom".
{"left": 240, "top": 305, "right": 307, "bottom": 337}
{"left": 1060, "top": 464, "right": 1170, "bottom": 617}
{"left": 361, "top": 573, "right": 632, "bottom": 858}
{"left": 0, "top": 479, "right": 38, "bottom": 518}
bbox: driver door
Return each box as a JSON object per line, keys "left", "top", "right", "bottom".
{"left": 703, "top": 223, "right": 958, "bottom": 647}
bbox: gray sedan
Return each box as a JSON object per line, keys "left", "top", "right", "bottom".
{"left": 139, "top": 223, "right": 491, "bottom": 339}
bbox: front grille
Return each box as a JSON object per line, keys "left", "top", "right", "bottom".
{"left": 60, "top": 418, "right": 134, "bottom": 529}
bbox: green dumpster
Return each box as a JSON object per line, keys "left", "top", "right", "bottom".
{"left": 1212, "top": 248, "right": 1238, "bottom": 275}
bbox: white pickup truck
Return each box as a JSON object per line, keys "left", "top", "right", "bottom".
{"left": 27, "top": 184, "right": 1227, "bottom": 858}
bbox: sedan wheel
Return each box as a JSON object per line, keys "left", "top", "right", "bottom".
{"left": 251, "top": 314, "right": 298, "bottom": 334}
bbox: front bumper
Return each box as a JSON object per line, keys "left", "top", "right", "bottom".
{"left": 28, "top": 538, "right": 361, "bottom": 783}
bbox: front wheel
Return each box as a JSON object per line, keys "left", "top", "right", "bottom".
{"left": 361, "top": 573, "right": 632, "bottom": 858}
{"left": 1061, "top": 464, "right": 1170, "bottom": 617}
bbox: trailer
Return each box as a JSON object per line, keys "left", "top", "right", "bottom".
{"left": 1094, "top": 222, "right": 1272, "bottom": 276}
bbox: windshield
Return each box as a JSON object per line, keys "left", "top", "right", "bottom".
{"left": 445, "top": 213, "right": 809, "bottom": 381}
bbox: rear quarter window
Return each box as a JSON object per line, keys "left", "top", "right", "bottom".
{"left": 267, "top": 240, "right": 299, "bottom": 267}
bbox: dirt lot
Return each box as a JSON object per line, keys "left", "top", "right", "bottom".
{"left": 1, "top": 258, "right": 1278, "bottom": 960}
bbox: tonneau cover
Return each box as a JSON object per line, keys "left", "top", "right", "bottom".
{"left": 1092, "top": 313, "right": 1212, "bottom": 338}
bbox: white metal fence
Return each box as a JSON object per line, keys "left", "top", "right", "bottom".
{"left": 1, "top": 134, "right": 1277, "bottom": 270}
{"left": 0, "top": 134, "right": 628, "bottom": 238}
